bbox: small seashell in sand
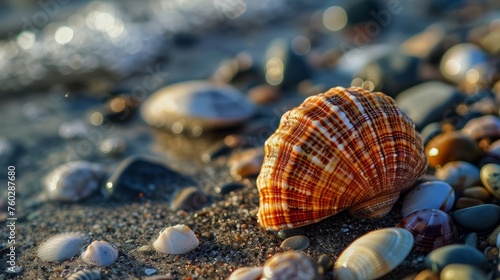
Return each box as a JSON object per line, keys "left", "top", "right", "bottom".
{"left": 153, "top": 224, "right": 199, "bottom": 254}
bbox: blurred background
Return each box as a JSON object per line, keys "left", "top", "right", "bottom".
{"left": 2, "top": 0, "right": 500, "bottom": 188}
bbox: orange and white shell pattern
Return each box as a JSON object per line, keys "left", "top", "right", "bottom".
{"left": 257, "top": 86, "right": 427, "bottom": 230}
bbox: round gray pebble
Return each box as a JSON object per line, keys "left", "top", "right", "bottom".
{"left": 280, "top": 235, "right": 310, "bottom": 251}
{"left": 277, "top": 228, "right": 306, "bottom": 240}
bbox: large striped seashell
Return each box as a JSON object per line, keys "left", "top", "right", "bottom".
{"left": 257, "top": 86, "right": 427, "bottom": 230}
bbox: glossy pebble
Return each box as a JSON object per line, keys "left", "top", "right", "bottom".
{"left": 452, "top": 204, "right": 500, "bottom": 232}
{"left": 462, "top": 115, "right": 500, "bottom": 140}
{"left": 425, "top": 131, "right": 482, "bottom": 169}
{"left": 141, "top": 80, "right": 254, "bottom": 132}
{"left": 425, "top": 245, "right": 489, "bottom": 273}
{"left": 280, "top": 235, "right": 310, "bottom": 251}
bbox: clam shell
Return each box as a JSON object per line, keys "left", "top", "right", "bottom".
{"left": 141, "top": 80, "right": 254, "bottom": 132}
{"left": 43, "top": 161, "right": 106, "bottom": 202}
{"left": 396, "top": 209, "right": 456, "bottom": 252}
{"left": 37, "top": 232, "right": 86, "bottom": 262}
{"left": 67, "top": 270, "right": 101, "bottom": 280}
{"left": 153, "top": 224, "right": 199, "bottom": 254}
{"left": 81, "top": 240, "right": 118, "bottom": 266}
{"left": 257, "top": 86, "right": 427, "bottom": 230}
{"left": 334, "top": 227, "right": 414, "bottom": 280}
{"left": 262, "top": 251, "right": 319, "bottom": 280}
{"left": 400, "top": 181, "right": 455, "bottom": 217}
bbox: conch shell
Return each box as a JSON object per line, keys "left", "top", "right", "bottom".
{"left": 257, "top": 86, "right": 427, "bottom": 230}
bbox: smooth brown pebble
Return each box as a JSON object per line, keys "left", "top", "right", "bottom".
{"left": 413, "top": 269, "right": 439, "bottom": 280}
{"left": 425, "top": 131, "right": 482, "bottom": 169}
{"left": 247, "top": 84, "right": 281, "bottom": 104}
{"left": 455, "top": 197, "right": 484, "bottom": 209}
{"left": 462, "top": 186, "right": 491, "bottom": 201}
{"left": 280, "top": 235, "right": 310, "bottom": 251}
{"left": 440, "top": 264, "right": 488, "bottom": 280}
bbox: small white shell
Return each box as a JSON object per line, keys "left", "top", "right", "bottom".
{"left": 67, "top": 270, "right": 101, "bottom": 280}
{"left": 401, "top": 181, "right": 455, "bottom": 217}
{"left": 153, "top": 224, "right": 199, "bottom": 254}
{"left": 37, "top": 232, "right": 86, "bottom": 262}
{"left": 81, "top": 240, "right": 118, "bottom": 266}
{"left": 43, "top": 161, "right": 106, "bottom": 202}
{"left": 227, "top": 267, "right": 263, "bottom": 280}
{"left": 334, "top": 227, "right": 414, "bottom": 280}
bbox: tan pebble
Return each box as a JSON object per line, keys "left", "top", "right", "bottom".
{"left": 413, "top": 269, "right": 439, "bottom": 280}
{"left": 462, "top": 186, "right": 491, "bottom": 201}
{"left": 486, "top": 224, "right": 500, "bottom": 246}
{"left": 247, "top": 85, "right": 281, "bottom": 105}
{"left": 455, "top": 197, "right": 484, "bottom": 209}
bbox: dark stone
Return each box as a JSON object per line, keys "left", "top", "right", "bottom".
{"left": 355, "top": 51, "right": 424, "bottom": 98}
{"left": 216, "top": 182, "right": 246, "bottom": 195}
{"left": 277, "top": 228, "right": 306, "bottom": 240}
{"left": 264, "top": 39, "right": 312, "bottom": 90}
{"left": 102, "top": 155, "right": 193, "bottom": 200}
{"left": 396, "top": 81, "right": 466, "bottom": 131}
{"left": 170, "top": 186, "right": 208, "bottom": 211}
